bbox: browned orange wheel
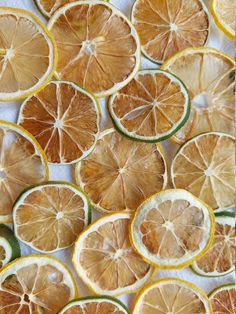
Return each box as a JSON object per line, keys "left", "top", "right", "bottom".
{"left": 209, "top": 284, "right": 236, "bottom": 314}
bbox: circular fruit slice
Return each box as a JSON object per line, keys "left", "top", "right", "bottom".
{"left": 18, "top": 81, "right": 100, "bottom": 164}
{"left": 0, "top": 121, "right": 48, "bottom": 224}
{"left": 0, "top": 7, "right": 57, "bottom": 102}
{"left": 211, "top": 0, "right": 235, "bottom": 39}
{"left": 132, "top": 277, "right": 212, "bottom": 314}
{"left": 131, "top": 189, "right": 215, "bottom": 269}
{"left": 109, "top": 69, "right": 190, "bottom": 142}
{"left": 131, "top": 0, "right": 209, "bottom": 64}
{"left": 0, "top": 255, "right": 77, "bottom": 313}
{"left": 72, "top": 212, "right": 155, "bottom": 296}
{"left": 0, "top": 225, "right": 20, "bottom": 268}
{"left": 75, "top": 129, "right": 167, "bottom": 213}
{"left": 13, "top": 182, "right": 91, "bottom": 253}
{"left": 191, "top": 213, "right": 235, "bottom": 277}
{"left": 171, "top": 132, "right": 235, "bottom": 210}
{"left": 48, "top": 0, "right": 140, "bottom": 97}
{"left": 35, "top": 0, "right": 77, "bottom": 17}
{"left": 58, "top": 296, "right": 129, "bottom": 314}
{"left": 209, "top": 283, "right": 235, "bottom": 314}
{"left": 162, "top": 47, "right": 235, "bottom": 143}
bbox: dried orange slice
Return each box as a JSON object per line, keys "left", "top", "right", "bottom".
{"left": 209, "top": 283, "right": 235, "bottom": 314}
{"left": 48, "top": 0, "right": 140, "bottom": 97}
{"left": 162, "top": 47, "right": 235, "bottom": 143}
{"left": 75, "top": 129, "right": 167, "bottom": 213}
{"left": 58, "top": 296, "right": 129, "bottom": 314}
{"left": 13, "top": 182, "right": 91, "bottom": 253}
{"left": 0, "top": 7, "right": 57, "bottom": 102}
{"left": 18, "top": 81, "right": 100, "bottom": 164}
{"left": 0, "top": 255, "right": 77, "bottom": 313}
{"left": 191, "top": 212, "right": 235, "bottom": 277}
{"left": 109, "top": 69, "right": 190, "bottom": 142}
{"left": 132, "top": 278, "right": 212, "bottom": 314}
{"left": 35, "top": 0, "right": 76, "bottom": 17}
{"left": 131, "top": 0, "right": 209, "bottom": 64}
{"left": 0, "top": 121, "right": 48, "bottom": 224}
{"left": 171, "top": 132, "right": 235, "bottom": 210}
{"left": 72, "top": 212, "right": 155, "bottom": 296}
{"left": 130, "top": 189, "right": 215, "bottom": 269}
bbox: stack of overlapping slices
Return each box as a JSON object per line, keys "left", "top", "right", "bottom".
{"left": 0, "top": 0, "right": 235, "bottom": 313}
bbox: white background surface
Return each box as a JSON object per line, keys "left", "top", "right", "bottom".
{"left": 0, "top": 0, "right": 234, "bottom": 310}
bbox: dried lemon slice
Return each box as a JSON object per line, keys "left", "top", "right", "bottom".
{"left": 75, "top": 129, "right": 167, "bottom": 213}
{"left": 35, "top": 0, "right": 77, "bottom": 17}
{"left": 209, "top": 283, "right": 235, "bottom": 314}
{"left": 162, "top": 47, "right": 235, "bottom": 143}
{"left": 48, "top": 0, "right": 140, "bottom": 97}
{"left": 0, "top": 7, "right": 57, "bottom": 101}
{"left": 171, "top": 132, "right": 235, "bottom": 210}
{"left": 132, "top": 0, "right": 209, "bottom": 63}
{"left": 0, "top": 225, "right": 20, "bottom": 268}
{"left": 0, "top": 121, "right": 48, "bottom": 223}
{"left": 18, "top": 81, "right": 100, "bottom": 164}
{"left": 72, "top": 212, "right": 155, "bottom": 296}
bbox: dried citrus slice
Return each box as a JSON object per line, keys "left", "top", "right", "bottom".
{"left": 191, "top": 212, "right": 235, "bottom": 277}
{"left": 18, "top": 81, "right": 100, "bottom": 164}
{"left": 0, "top": 225, "right": 20, "bottom": 268}
{"left": 109, "top": 69, "right": 190, "bottom": 142}
{"left": 48, "top": 0, "right": 140, "bottom": 97}
{"left": 131, "top": 0, "right": 209, "bottom": 64}
{"left": 162, "top": 47, "right": 235, "bottom": 143}
{"left": 209, "top": 283, "right": 235, "bottom": 314}
{"left": 75, "top": 129, "right": 167, "bottom": 213}
{"left": 131, "top": 189, "right": 215, "bottom": 269}
{"left": 13, "top": 182, "right": 91, "bottom": 253}
{"left": 0, "top": 7, "right": 57, "bottom": 102}
{"left": 171, "top": 132, "right": 235, "bottom": 210}
{"left": 211, "top": 0, "right": 235, "bottom": 39}
{"left": 0, "top": 121, "right": 48, "bottom": 224}
{"left": 72, "top": 212, "right": 155, "bottom": 296}
{"left": 0, "top": 255, "right": 77, "bottom": 313}
{"left": 59, "top": 296, "right": 129, "bottom": 314}
{"left": 132, "top": 278, "right": 212, "bottom": 314}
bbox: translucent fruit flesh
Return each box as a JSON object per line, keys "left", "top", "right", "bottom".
{"left": 210, "top": 285, "right": 236, "bottom": 314}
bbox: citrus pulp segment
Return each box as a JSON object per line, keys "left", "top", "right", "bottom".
{"left": 0, "top": 225, "right": 20, "bottom": 268}
{"left": 211, "top": 0, "right": 235, "bottom": 39}
{"left": 72, "top": 212, "right": 155, "bottom": 296}
{"left": 131, "top": 189, "right": 215, "bottom": 269}
{"left": 162, "top": 47, "right": 235, "bottom": 143}
{"left": 48, "top": 0, "right": 141, "bottom": 97}
{"left": 191, "top": 214, "right": 235, "bottom": 277}
{"left": 131, "top": 0, "right": 209, "bottom": 64}
{"left": 171, "top": 132, "right": 235, "bottom": 210}
{"left": 0, "top": 255, "right": 77, "bottom": 313}
{"left": 0, "top": 7, "right": 57, "bottom": 102}
{"left": 209, "top": 283, "right": 235, "bottom": 314}
{"left": 18, "top": 81, "right": 100, "bottom": 164}
{"left": 58, "top": 296, "right": 129, "bottom": 314}
{"left": 13, "top": 182, "right": 91, "bottom": 253}
{"left": 75, "top": 129, "right": 167, "bottom": 213}
{"left": 109, "top": 69, "right": 190, "bottom": 142}
{"left": 0, "top": 121, "right": 48, "bottom": 224}
{"left": 132, "top": 278, "right": 213, "bottom": 314}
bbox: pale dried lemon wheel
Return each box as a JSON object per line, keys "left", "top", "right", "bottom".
{"left": 48, "top": 0, "right": 140, "bottom": 97}
{"left": 18, "top": 81, "right": 100, "bottom": 164}
{"left": 0, "top": 121, "right": 48, "bottom": 223}
{"left": 132, "top": 0, "right": 209, "bottom": 64}
{"left": 58, "top": 296, "right": 129, "bottom": 314}
{"left": 13, "top": 182, "right": 91, "bottom": 253}
{"left": 72, "top": 212, "right": 155, "bottom": 296}
{"left": 162, "top": 47, "right": 235, "bottom": 143}
{"left": 130, "top": 189, "right": 215, "bottom": 269}
{"left": 191, "top": 212, "right": 235, "bottom": 277}
{"left": 0, "top": 255, "right": 77, "bottom": 313}
{"left": 209, "top": 283, "right": 235, "bottom": 314}
{"left": 75, "top": 129, "right": 167, "bottom": 213}
{"left": 0, "top": 7, "right": 57, "bottom": 102}
{"left": 132, "top": 278, "right": 212, "bottom": 314}
{"left": 171, "top": 132, "right": 235, "bottom": 210}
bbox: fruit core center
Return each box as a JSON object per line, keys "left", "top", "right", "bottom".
{"left": 1, "top": 48, "right": 15, "bottom": 59}
{"left": 192, "top": 92, "right": 213, "bottom": 109}
{"left": 153, "top": 101, "right": 160, "bottom": 107}
{"left": 204, "top": 168, "right": 212, "bottom": 177}
{"left": 170, "top": 23, "right": 177, "bottom": 31}
{"left": 114, "top": 249, "right": 123, "bottom": 259}
{"left": 0, "top": 169, "right": 6, "bottom": 180}
{"left": 54, "top": 119, "right": 63, "bottom": 129}
{"left": 24, "top": 294, "right": 30, "bottom": 303}
{"left": 81, "top": 36, "right": 105, "bottom": 55}
{"left": 163, "top": 221, "right": 173, "bottom": 230}
{"left": 56, "top": 211, "right": 64, "bottom": 219}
